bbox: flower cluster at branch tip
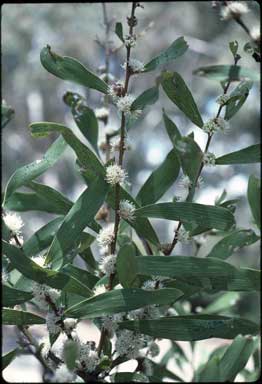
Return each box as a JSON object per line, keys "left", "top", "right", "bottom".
{"left": 116, "top": 94, "right": 135, "bottom": 114}
{"left": 122, "top": 58, "right": 145, "bottom": 73}
{"left": 115, "top": 329, "right": 145, "bottom": 359}
{"left": 216, "top": 94, "right": 230, "bottom": 106}
{"left": 119, "top": 199, "right": 136, "bottom": 221}
{"left": 202, "top": 117, "right": 230, "bottom": 134}
{"left": 77, "top": 341, "right": 101, "bottom": 373}
{"left": 203, "top": 151, "right": 216, "bottom": 166}
{"left": 97, "top": 223, "right": 115, "bottom": 248}
{"left": 105, "top": 164, "right": 128, "bottom": 186}
{"left": 177, "top": 227, "right": 191, "bottom": 244}
{"left": 53, "top": 364, "right": 75, "bottom": 383}
{"left": 32, "top": 283, "right": 60, "bottom": 308}
{"left": 178, "top": 175, "right": 204, "bottom": 190}
{"left": 220, "top": 2, "right": 249, "bottom": 20}
{"left": 63, "top": 318, "right": 77, "bottom": 333}
{"left": 124, "top": 34, "right": 137, "bottom": 48}
{"left": 3, "top": 211, "right": 23, "bottom": 235}
{"left": 99, "top": 254, "right": 117, "bottom": 276}
{"left": 46, "top": 311, "right": 62, "bottom": 335}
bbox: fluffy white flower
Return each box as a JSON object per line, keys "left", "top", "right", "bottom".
{"left": 142, "top": 280, "right": 156, "bottom": 290}
{"left": 115, "top": 330, "right": 145, "bottom": 359}
{"left": 119, "top": 200, "right": 136, "bottom": 221}
{"left": 85, "top": 350, "right": 100, "bottom": 373}
{"left": 78, "top": 342, "right": 91, "bottom": 363}
{"left": 124, "top": 34, "right": 137, "bottom": 48}
{"left": 202, "top": 117, "right": 230, "bottom": 134}
{"left": 122, "top": 58, "right": 145, "bottom": 73}
{"left": 46, "top": 312, "right": 62, "bottom": 335}
{"left": 32, "top": 283, "right": 60, "bottom": 308}
{"left": 53, "top": 364, "right": 75, "bottom": 382}
{"left": 3, "top": 212, "right": 23, "bottom": 235}
{"left": 105, "top": 164, "right": 127, "bottom": 186}
{"left": 63, "top": 318, "right": 77, "bottom": 332}
{"left": 97, "top": 224, "right": 115, "bottom": 248}
{"left": 99, "top": 254, "right": 117, "bottom": 276}
{"left": 148, "top": 341, "right": 160, "bottom": 357}
{"left": 203, "top": 152, "right": 216, "bottom": 166}
{"left": 250, "top": 26, "right": 260, "bottom": 42}
{"left": 178, "top": 175, "right": 192, "bottom": 189}
{"left": 143, "top": 359, "right": 153, "bottom": 376}
{"left": 100, "top": 73, "right": 115, "bottom": 82}
{"left": 116, "top": 95, "right": 135, "bottom": 114}
{"left": 128, "top": 308, "right": 145, "bottom": 320}
{"left": 216, "top": 94, "right": 230, "bottom": 106}
{"left": 95, "top": 107, "right": 109, "bottom": 120}
{"left": 101, "top": 315, "right": 119, "bottom": 334}
{"left": 221, "top": 2, "right": 249, "bottom": 20}
{"left": 93, "top": 284, "right": 107, "bottom": 296}
{"left": 177, "top": 227, "right": 191, "bottom": 244}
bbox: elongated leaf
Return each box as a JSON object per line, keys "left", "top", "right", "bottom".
{"left": 206, "top": 229, "right": 259, "bottom": 260}
{"left": 248, "top": 175, "right": 261, "bottom": 229}
{"left": 216, "top": 144, "right": 260, "bottom": 165}
{"left": 149, "top": 359, "right": 184, "bottom": 382}
{"left": 61, "top": 264, "right": 99, "bottom": 290}
{"left": 2, "top": 285, "right": 33, "bottom": 307}
{"left": 163, "top": 109, "right": 181, "bottom": 145}
{"left": 2, "top": 348, "right": 17, "bottom": 370}
{"left": 63, "top": 340, "right": 79, "bottom": 371}
{"left": 119, "top": 315, "right": 259, "bottom": 341}
{"left": 23, "top": 217, "right": 64, "bottom": 257}
{"left": 40, "top": 45, "right": 108, "bottom": 93}
{"left": 135, "top": 256, "right": 260, "bottom": 291}
{"left": 197, "top": 356, "right": 220, "bottom": 382}
{"left": 135, "top": 202, "right": 235, "bottom": 231}
{"left": 225, "top": 81, "right": 253, "bottom": 120}
{"left": 144, "top": 36, "right": 188, "bottom": 72}
{"left": 117, "top": 244, "right": 140, "bottom": 288}
{"left": 3, "top": 241, "right": 93, "bottom": 297}
{"left": 115, "top": 22, "right": 124, "bottom": 42}
{"left": 131, "top": 86, "right": 159, "bottom": 111}
{"left": 29, "top": 122, "right": 104, "bottom": 178}
{"left": 161, "top": 71, "right": 203, "bottom": 128}
{"left": 3, "top": 308, "right": 45, "bottom": 325}
{"left": 46, "top": 177, "right": 108, "bottom": 269}
{"left": 136, "top": 149, "right": 180, "bottom": 205}
{"left": 193, "top": 65, "right": 260, "bottom": 82}
{"left": 65, "top": 288, "right": 183, "bottom": 319}
{"left": 72, "top": 103, "right": 98, "bottom": 153}
{"left": 201, "top": 292, "right": 240, "bottom": 314}
{"left": 3, "top": 136, "right": 67, "bottom": 205}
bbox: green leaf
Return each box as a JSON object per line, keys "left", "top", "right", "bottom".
{"left": 46, "top": 177, "right": 108, "bottom": 269}
{"left": 115, "top": 22, "right": 124, "bottom": 42}
{"left": 119, "top": 315, "right": 259, "bottom": 341}
{"left": 3, "top": 241, "right": 93, "bottom": 297}
{"left": 65, "top": 288, "right": 183, "bottom": 319}
{"left": 116, "top": 244, "right": 140, "bottom": 288}
{"left": 2, "top": 285, "right": 33, "bottom": 307}
{"left": 2, "top": 100, "right": 15, "bottom": 129}
{"left": 63, "top": 340, "right": 79, "bottom": 371}
{"left": 61, "top": 264, "right": 99, "bottom": 290}
{"left": 131, "top": 86, "right": 159, "bottom": 111}
{"left": 161, "top": 71, "right": 203, "bottom": 128}
{"left": 206, "top": 229, "right": 259, "bottom": 260}
{"left": 135, "top": 256, "right": 260, "bottom": 291}
{"left": 136, "top": 149, "right": 180, "bottom": 205}
{"left": 23, "top": 217, "right": 64, "bottom": 257}
{"left": 71, "top": 103, "right": 99, "bottom": 153}
{"left": 2, "top": 308, "right": 45, "bottom": 325}
{"left": 201, "top": 292, "right": 240, "bottom": 314}
{"left": 193, "top": 65, "right": 260, "bottom": 82}
{"left": 29, "top": 122, "right": 104, "bottom": 178}
{"left": 110, "top": 372, "right": 148, "bottom": 383}
{"left": 3, "top": 136, "right": 67, "bottom": 205}
{"left": 229, "top": 40, "right": 239, "bottom": 58}
{"left": 144, "top": 37, "right": 188, "bottom": 72}
{"left": 40, "top": 45, "right": 108, "bottom": 93}
{"left": 174, "top": 136, "right": 203, "bottom": 185}
{"left": 135, "top": 202, "right": 235, "bottom": 231}
{"left": 248, "top": 175, "right": 261, "bottom": 229}
{"left": 196, "top": 355, "right": 221, "bottom": 382}
{"left": 162, "top": 109, "right": 181, "bottom": 145}
{"left": 216, "top": 144, "right": 260, "bottom": 165}
{"left": 2, "top": 348, "right": 17, "bottom": 370}
{"left": 225, "top": 81, "right": 253, "bottom": 120}
{"left": 148, "top": 359, "right": 184, "bottom": 382}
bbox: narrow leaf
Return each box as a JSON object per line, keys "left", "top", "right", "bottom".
{"left": 72, "top": 103, "right": 99, "bottom": 153}
{"left": 131, "top": 86, "right": 159, "bottom": 111}
{"left": 3, "top": 285, "right": 33, "bottom": 307}
{"left": 3, "top": 308, "right": 45, "bottom": 325}
{"left": 2, "top": 348, "right": 17, "bottom": 370}
{"left": 247, "top": 175, "right": 261, "bottom": 229}
{"left": 116, "top": 244, "right": 140, "bottom": 288}
{"left": 115, "top": 22, "right": 124, "bottom": 42}
{"left": 193, "top": 65, "right": 260, "bottom": 82}
{"left": 163, "top": 109, "right": 181, "bottom": 145}
{"left": 225, "top": 81, "right": 253, "bottom": 120}
{"left": 215, "top": 144, "right": 260, "bottom": 165}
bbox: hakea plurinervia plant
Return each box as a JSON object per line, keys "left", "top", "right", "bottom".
{"left": 2, "top": 2, "right": 261, "bottom": 383}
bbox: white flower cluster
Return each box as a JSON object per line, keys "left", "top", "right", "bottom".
{"left": 148, "top": 341, "right": 160, "bottom": 357}
{"left": 142, "top": 280, "right": 163, "bottom": 290}
{"left": 178, "top": 175, "right": 204, "bottom": 190}
{"left": 105, "top": 164, "right": 128, "bottom": 186}
{"left": 97, "top": 224, "right": 115, "bottom": 249}
{"left": 250, "top": 26, "right": 260, "bottom": 42}
{"left": 3, "top": 212, "right": 23, "bottom": 235}
{"left": 122, "top": 58, "right": 145, "bottom": 73}
{"left": 221, "top": 2, "right": 249, "bottom": 20}
{"left": 216, "top": 94, "right": 230, "bottom": 106}
{"left": 176, "top": 227, "right": 191, "bottom": 244}
{"left": 116, "top": 94, "right": 135, "bottom": 114}
{"left": 99, "top": 254, "right": 117, "bottom": 276}
{"left": 32, "top": 283, "right": 60, "bottom": 308}
{"left": 119, "top": 199, "right": 136, "bottom": 221}
{"left": 53, "top": 364, "right": 75, "bottom": 383}
{"left": 115, "top": 329, "right": 145, "bottom": 359}
{"left": 202, "top": 117, "right": 230, "bottom": 134}
{"left": 77, "top": 342, "right": 101, "bottom": 373}
{"left": 101, "top": 313, "right": 123, "bottom": 336}
{"left": 124, "top": 34, "right": 137, "bottom": 48}
{"left": 203, "top": 151, "right": 216, "bottom": 166}
{"left": 95, "top": 107, "right": 109, "bottom": 120}
{"left": 46, "top": 311, "right": 62, "bottom": 335}
{"left": 63, "top": 318, "right": 77, "bottom": 334}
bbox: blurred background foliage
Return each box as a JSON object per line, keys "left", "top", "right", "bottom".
{"left": 2, "top": 0, "right": 260, "bottom": 359}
